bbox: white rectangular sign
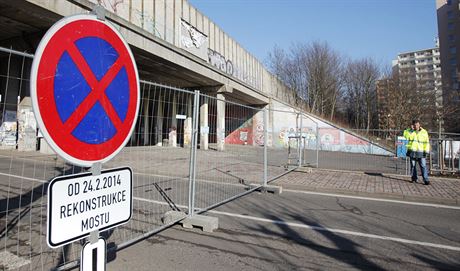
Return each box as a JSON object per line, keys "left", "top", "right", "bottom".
{"left": 47, "top": 167, "right": 132, "bottom": 248}
{"left": 176, "top": 114, "right": 187, "bottom": 120}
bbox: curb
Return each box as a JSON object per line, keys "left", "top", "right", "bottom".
{"left": 295, "top": 167, "right": 460, "bottom": 181}
{"left": 276, "top": 183, "right": 460, "bottom": 206}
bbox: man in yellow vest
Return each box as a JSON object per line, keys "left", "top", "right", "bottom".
{"left": 403, "top": 123, "right": 415, "bottom": 157}
{"left": 404, "top": 120, "right": 430, "bottom": 185}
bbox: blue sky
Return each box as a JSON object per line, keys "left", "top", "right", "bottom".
{"left": 189, "top": 0, "right": 438, "bottom": 68}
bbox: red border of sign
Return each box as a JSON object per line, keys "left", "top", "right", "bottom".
{"left": 31, "top": 15, "right": 139, "bottom": 166}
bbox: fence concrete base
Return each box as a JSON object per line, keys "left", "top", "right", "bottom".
{"left": 182, "top": 214, "right": 219, "bottom": 232}
{"left": 162, "top": 210, "right": 187, "bottom": 225}
{"left": 250, "top": 184, "right": 283, "bottom": 194}
{"left": 163, "top": 211, "right": 218, "bottom": 232}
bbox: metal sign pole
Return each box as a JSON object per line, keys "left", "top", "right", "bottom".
{"left": 299, "top": 114, "right": 303, "bottom": 168}
{"left": 187, "top": 90, "right": 200, "bottom": 217}
{"left": 191, "top": 91, "right": 200, "bottom": 216}
{"left": 263, "top": 108, "right": 268, "bottom": 186}
{"left": 316, "top": 122, "right": 319, "bottom": 168}
{"left": 90, "top": 162, "right": 101, "bottom": 243}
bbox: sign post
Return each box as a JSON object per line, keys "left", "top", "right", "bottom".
{"left": 31, "top": 10, "right": 139, "bottom": 271}
{"left": 81, "top": 237, "right": 106, "bottom": 271}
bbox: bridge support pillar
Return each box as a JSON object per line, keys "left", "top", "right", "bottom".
{"left": 200, "top": 97, "right": 209, "bottom": 150}
{"left": 217, "top": 92, "right": 226, "bottom": 151}
{"left": 156, "top": 95, "right": 164, "bottom": 146}
{"left": 143, "top": 93, "right": 150, "bottom": 146}
{"left": 184, "top": 95, "right": 193, "bottom": 147}
{"left": 169, "top": 94, "right": 177, "bottom": 147}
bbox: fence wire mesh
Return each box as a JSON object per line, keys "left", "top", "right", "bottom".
{"left": 193, "top": 93, "right": 264, "bottom": 212}
{"left": 2, "top": 45, "right": 460, "bottom": 271}
{"left": 1, "top": 79, "right": 199, "bottom": 270}
{"left": 266, "top": 109, "right": 303, "bottom": 180}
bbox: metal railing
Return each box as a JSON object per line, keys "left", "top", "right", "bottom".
{"left": 2, "top": 45, "right": 459, "bottom": 270}
{"left": 1, "top": 46, "right": 306, "bottom": 270}
{"left": 429, "top": 138, "right": 460, "bottom": 174}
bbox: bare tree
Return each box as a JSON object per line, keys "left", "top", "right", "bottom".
{"left": 305, "top": 41, "right": 343, "bottom": 119}
{"left": 377, "top": 67, "right": 452, "bottom": 133}
{"left": 342, "top": 58, "right": 380, "bottom": 131}
{"left": 267, "top": 41, "right": 343, "bottom": 120}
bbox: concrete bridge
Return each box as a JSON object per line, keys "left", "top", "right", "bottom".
{"left": 0, "top": 0, "right": 391, "bottom": 155}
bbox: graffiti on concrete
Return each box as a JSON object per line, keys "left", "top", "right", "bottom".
{"left": 226, "top": 119, "right": 253, "bottom": 145}
{"left": 181, "top": 20, "right": 208, "bottom": 60}
{"left": 91, "top": 0, "right": 163, "bottom": 38}
{"left": 181, "top": 20, "right": 207, "bottom": 49}
{"left": 208, "top": 49, "right": 233, "bottom": 74}
{"left": 275, "top": 127, "right": 317, "bottom": 148}
{"left": 96, "top": 0, "right": 124, "bottom": 13}
{"left": 207, "top": 49, "right": 259, "bottom": 89}
{"left": 254, "top": 123, "right": 265, "bottom": 146}
{"left": 135, "top": 10, "right": 160, "bottom": 37}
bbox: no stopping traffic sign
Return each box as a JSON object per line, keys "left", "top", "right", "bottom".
{"left": 31, "top": 14, "right": 139, "bottom": 167}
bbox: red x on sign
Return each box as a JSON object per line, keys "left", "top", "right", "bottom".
{"left": 31, "top": 15, "right": 140, "bottom": 167}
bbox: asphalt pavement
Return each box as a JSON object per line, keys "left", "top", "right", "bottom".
{"left": 107, "top": 190, "right": 460, "bottom": 271}
{"left": 1, "top": 147, "right": 459, "bottom": 270}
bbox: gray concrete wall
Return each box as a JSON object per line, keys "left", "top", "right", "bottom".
{"left": 24, "top": 0, "right": 298, "bottom": 107}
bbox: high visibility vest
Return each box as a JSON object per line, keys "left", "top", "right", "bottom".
{"left": 403, "top": 128, "right": 415, "bottom": 151}
{"left": 410, "top": 128, "right": 430, "bottom": 154}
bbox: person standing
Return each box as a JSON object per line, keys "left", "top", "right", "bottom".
{"left": 403, "top": 123, "right": 415, "bottom": 157}
{"left": 404, "top": 120, "right": 430, "bottom": 185}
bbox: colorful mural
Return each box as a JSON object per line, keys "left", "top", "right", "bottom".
{"left": 225, "top": 119, "right": 254, "bottom": 145}
{"left": 269, "top": 101, "right": 393, "bottom": 156}
{"left": 221, "top": 101, "right": 392, "bottom": 156}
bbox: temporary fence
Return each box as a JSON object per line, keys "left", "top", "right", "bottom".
{"left": 0, "top": 45, "right": 306, "bottom": 270}
{"left": 429, "top": 138, "right": 460, "bottom": 174}
{"left": 1, "top": 45, "right": 459, "bottom": 270}
{"left": 347, "top": 129, "right": 460, "bottom": 175}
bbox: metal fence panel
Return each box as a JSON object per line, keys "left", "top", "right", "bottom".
{"left": 192, "top": 93, "right": 264, "bottom": 212}
{"left": 0, "top": 68, "right": 198, "bottom": 269}
{"left": 2, "top": 45, "right": 460, "bottom": 270}
{"left": 266, "top": 109, "right": 302, "bottom": 180}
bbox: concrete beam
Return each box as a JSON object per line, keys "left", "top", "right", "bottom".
{"left": 23, "top": 0, "right": 270, "bottom": 105}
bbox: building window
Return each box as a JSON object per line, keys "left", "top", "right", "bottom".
{"left": 448, "top": 11, "right": 454, "bottom": 19}
{"left": 450, "top": 58, "right": 457, "bottom": 66}
{"left": 449, "top": 34, "right": 455, "bottom": 42}
{"left": 451, "top": 69, "right": 457, "bottom": 78}
{"left": 447, "top": 0, "right": 452, "bottom": 5}
{"left": 448, "top": 22, "right": 454, "bottom": 30}
{"left": 450, "top": 46, "right": 457, "bottom": 54}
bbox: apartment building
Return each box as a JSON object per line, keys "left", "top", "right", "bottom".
{"left": 396, "top": 46, "right": 443, "bottom": 106}
{"left": 437, "top": 0, "right": 460, "bottom": 132}
{"left": 376, "top": 45, "right": 442, "bottom": 131}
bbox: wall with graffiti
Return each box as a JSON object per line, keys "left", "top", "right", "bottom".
{"left": 270, "top": 101, "right": 393, "bottom": 155}
{"left": 223, "top": 106, "right": 264, "bottom": 146}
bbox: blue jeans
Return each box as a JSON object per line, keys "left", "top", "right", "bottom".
{"left": 410, "top": 157, "right": 429, "bottom": 182}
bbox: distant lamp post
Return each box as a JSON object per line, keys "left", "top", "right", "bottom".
{"left": 387, "top": 114, "right": 391, "bottom": 139}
